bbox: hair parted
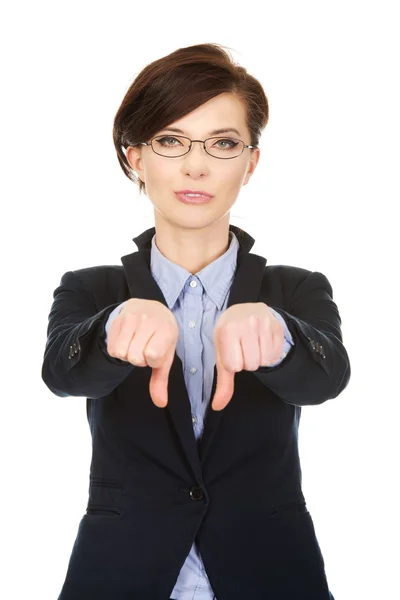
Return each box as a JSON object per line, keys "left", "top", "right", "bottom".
{"left": 112, "top": 43, "right": 269, "bottom": 197}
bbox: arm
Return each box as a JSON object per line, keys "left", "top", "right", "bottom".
{"left": 41, "top": 271, "right": 134, "bottom": 399}
{"left": 253, "top": 271, "right": 351, "bottom": 406}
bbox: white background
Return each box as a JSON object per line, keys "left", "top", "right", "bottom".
{"left": 1, "top": 1, "right": 399, "bottom": 599}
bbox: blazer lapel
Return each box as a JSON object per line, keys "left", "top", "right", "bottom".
{"left": 120, "top": 226, "right": 267, "bottom": 480}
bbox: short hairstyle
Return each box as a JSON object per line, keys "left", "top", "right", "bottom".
{"left": 112, "top": 43, "right": 269, "bottom": 195}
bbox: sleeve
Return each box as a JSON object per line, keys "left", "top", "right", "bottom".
{"left": 252, "top": 271, "right": 351, "bottom": 406}
{"left": 41, "top": 270, "right": 134, "bottom": 399}
{"left": 104, "top": 301, "right": 129, "bottom": 345}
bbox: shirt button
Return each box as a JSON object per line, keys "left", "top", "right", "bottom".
{"left": 189, "top": 320, "right": 196, "bottom": 328}
{"left": 192, "top": 414, "right": 197, "bottom": 424}
{"left": 189, "top": 367, "right": 197, "bottom": 374}
{"left": 190, "top": 280, "right": 197, "bottom": 288}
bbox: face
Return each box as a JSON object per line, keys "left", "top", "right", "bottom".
{"left": 126, "top": 92, "right": 260, "bottom": 231}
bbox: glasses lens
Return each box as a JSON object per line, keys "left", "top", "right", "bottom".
{"left": 151, "top": 136, "right": 244, "bottom": 158}
{"left": 152, "top": 135, "right": 190, "bottom": 157}
{"left": 205, "top": 137, "right": 244, "bottom": 158}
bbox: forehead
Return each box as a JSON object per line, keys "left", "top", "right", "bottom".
{"left": 160, "top": 93, "right": 247, "bottom": 137}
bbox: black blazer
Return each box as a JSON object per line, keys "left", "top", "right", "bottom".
{"left": 42, "top": 224, "right": 350, "bottom": 600}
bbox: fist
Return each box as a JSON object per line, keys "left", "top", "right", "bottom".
{"left": 211, "top": 302, "right": 285, "bottom": 411}
{"left": 107, "top": 298, "right": 179, "bottom": 408}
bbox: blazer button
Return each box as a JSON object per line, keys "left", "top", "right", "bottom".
{"left": 189, "top": 485, "right": 204, "bottom": 501}
{"left": 69, "top": 341, "right": 81, "bottom": 359}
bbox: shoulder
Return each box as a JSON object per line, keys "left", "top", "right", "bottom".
{"left": 263, "top": 264, "right": 312, "bottom": 293}
{"left": 70, "top": 264, "right": 124, "bottom": 284}
{"left": 59, "top": 265, "right": 128, "bottom": 307}
{"left": 262, "top": 264, "right": 334, "bottom": 307}
{"left": 61, "top": 264, "right": 125, "bottom": 289}
{"left": 264, "top": 264, "right": 332, "bottom": 288}
{"left": 265, "top": 264, "right": 312, "bottom": 281}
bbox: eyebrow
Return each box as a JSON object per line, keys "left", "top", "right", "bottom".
{"left": 159, "top": 127, "right": 241, "bottom": 137}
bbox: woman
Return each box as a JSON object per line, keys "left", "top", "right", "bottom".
{"left": 42, "top": 42, "right": 350, "bottom": 599}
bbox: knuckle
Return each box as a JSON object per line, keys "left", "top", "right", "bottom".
{"left": 248, "top": 315, "right": 258, "bottom": 327}
{"left": 128, "top": 353, "right": 145, "bottom": 365}
{"left": 108, "top": 345, "right": 121, "bottom": 359}
{"left": 145, "top": 347, "right": 158, "bottom": 359}
{"left": 122, "top": 310, "right": 137, "bottom": 321}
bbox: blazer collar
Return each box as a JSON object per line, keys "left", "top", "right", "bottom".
{"left": 131, "top": 223, "right": 256, "bottom": 254}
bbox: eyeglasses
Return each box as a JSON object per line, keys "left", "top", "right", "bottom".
{"left": 139, "top": 135, "right": 257, "bottom": 159}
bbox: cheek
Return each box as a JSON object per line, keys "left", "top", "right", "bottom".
{"left": 222, "top": 166, "right": 248, "bottom": 192}
{"left": 144, "top": 163, "right": 176, "bottom": 198}
{"left": 146, "top": 159, "right": 171, "bottom": 183}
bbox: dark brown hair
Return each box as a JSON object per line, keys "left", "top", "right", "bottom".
{"left": 112, "top": 43, "right": 269, "bottom": 196}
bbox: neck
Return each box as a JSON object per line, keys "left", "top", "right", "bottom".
{"left": 153, "top": 215, "right": 231, "bottom": 275}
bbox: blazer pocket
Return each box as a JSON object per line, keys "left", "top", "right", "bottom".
{"left": 86, "top": 478, "right": 124, "bottom": 517}
{"left": 267, "top": 501, "right": 309, "bottom": 518}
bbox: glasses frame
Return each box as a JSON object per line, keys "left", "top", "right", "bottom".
{"left": 139, "top": 135, "right": 257, "bottom": 160}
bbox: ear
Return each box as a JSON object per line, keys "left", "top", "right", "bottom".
{"left": 126, "top": 146, "right": 145, "bottom": 181}
{"left": 243, "top": 147, "right": 260, "bottom": 186}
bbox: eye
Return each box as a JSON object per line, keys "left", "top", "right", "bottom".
{"left": 155, "top": 136, "right": 183, "bottom": 146}
{"left": 213, "top": 138, "right": 238, "bottom": 149}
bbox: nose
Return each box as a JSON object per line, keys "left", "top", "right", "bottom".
{"left": 188, "top": 140, "right": 207, "bottom": 155}
{"left": 181, "top": 142, "right": 210, "bottom": 178}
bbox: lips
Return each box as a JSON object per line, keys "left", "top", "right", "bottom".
{"left": 176, "top": 189, "right": 213, "bottom": 197}
{"left": 174, "top": 192, "right": 213, "bottom": 204}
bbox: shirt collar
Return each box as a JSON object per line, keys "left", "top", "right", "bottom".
{"left": 150, "top": 230, "right": 239, "bottom": 311}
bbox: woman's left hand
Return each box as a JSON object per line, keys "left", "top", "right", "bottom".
{"left": 211, "top": 303, "right": 285, "bottom": 411}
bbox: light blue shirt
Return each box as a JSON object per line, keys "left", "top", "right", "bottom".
{"left": 105, "top": 230, "right": 294, "bottom": 600}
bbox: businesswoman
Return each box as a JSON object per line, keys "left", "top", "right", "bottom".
{"left": 42, "top": 42, "right": 350, "bottom": 599}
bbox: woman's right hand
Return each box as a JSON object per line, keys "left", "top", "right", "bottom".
{"left": 107, "top": 299, "right": 179, "bottom": 408}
